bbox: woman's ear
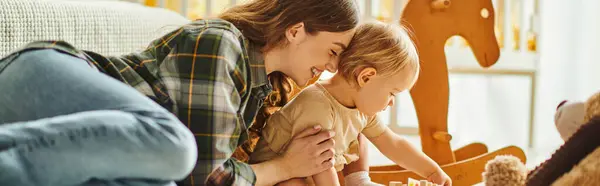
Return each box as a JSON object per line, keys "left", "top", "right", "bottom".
{"left": 286, "top": 22, "right": 307, "bottom": 45}
{"left": 357, "top": 67, "right": 377, "bottom": 87}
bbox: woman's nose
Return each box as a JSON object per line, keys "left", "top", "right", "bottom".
{"left": 325, "top": 60, "right": 338, "bottom": 73}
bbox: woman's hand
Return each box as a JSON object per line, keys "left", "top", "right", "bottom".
{"left": 427, "top": 169, "right": 452, "bottom": 186}
{"left": 278, "top": 125, "right": 336, "bottom": 179}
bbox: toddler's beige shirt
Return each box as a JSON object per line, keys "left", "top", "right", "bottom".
{"left": 249, "top": 83, "right": 388, "bottom": 171}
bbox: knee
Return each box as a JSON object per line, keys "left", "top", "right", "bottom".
{"left": 134, "top": 109, "right": 198, "bottom": 179}
{"left": 163, "top": 131, "right": 197, "bottom": 180}
{"left": 12, "top": 49, "right": 90, "bottom": 71}
{"left": 160, "top": 114, "right": 198, "bottom": 179}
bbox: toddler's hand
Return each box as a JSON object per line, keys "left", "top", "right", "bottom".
{"left": 427, "top": 169, "right": 452, "bottom": 186}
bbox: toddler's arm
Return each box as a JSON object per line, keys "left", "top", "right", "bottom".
{"left": 312, "top": 167, "right": 341, "bottom": 186}
{"left": 368, "top": 129, "right": 444, "bottom": 180}
{"left": 343, "top": 134, "right": 384, "bottom": 186}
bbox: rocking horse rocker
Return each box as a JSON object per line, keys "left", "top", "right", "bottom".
{"left": 366, "top": 0, "right": 526, "bottom": 185}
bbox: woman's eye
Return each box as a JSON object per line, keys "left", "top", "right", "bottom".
{"left": 331, "top": 50, "right": 338, "bottom": 56}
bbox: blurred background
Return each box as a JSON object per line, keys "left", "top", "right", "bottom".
{"left": 70, "top": 0, "right": 600, "bottom": 169}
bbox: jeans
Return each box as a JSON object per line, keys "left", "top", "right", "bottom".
{"left": 0, "top": 49, "right": 197, "bottom": 186}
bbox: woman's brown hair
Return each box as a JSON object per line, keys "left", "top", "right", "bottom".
{"left": 221, "top": 0, "right": 359, "bottom": 160}
{"left": 219, "top": 0, "right": 359, "bottom": 50}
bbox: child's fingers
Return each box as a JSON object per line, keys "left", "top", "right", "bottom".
{"left": 443, "top": 179, "right": 452, "bottom": 186}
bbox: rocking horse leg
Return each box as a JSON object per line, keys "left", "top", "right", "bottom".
{"left": 408, "top": 42, "right": 456, "bottom": 165}
{"left": 454, "top": 142, "right": 488, "bottom": 160}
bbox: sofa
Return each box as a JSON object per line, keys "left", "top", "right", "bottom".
{"left": 0, "top": 0, "right": 190, "bottom": 58}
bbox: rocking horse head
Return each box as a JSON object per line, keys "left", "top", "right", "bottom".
{"left": 402, "top": 0, "right": 500, "bottom": 67}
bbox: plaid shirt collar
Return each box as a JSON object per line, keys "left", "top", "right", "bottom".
{"left": 246, "top": 41, "right": 271, "bottom": 90}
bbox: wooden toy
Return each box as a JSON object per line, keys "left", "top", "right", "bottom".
{"left": 389, "top": 181, "right": 403, "bottom": 186}
{"left": 388, "top": 178, "right": 441, "bottom": 186}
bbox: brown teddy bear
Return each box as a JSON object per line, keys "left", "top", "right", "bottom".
{"left": 482, "top": 92, "right": 600, "bottom": 186}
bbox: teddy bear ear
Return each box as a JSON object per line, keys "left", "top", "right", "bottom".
{"left": 557, "top": 100, "right": 568, "bottom": 110}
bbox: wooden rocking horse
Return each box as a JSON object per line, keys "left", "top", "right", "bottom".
{"left": 363, "top": 0, "right": 527, "bottom": 185}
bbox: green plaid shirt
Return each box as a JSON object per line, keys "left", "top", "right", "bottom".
{"left": 14, "top": 19, "right": 271, "bottom": 186}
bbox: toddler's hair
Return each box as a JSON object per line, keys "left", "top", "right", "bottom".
{"left": 338, "top": 21, "right": 419, "bottom": 85}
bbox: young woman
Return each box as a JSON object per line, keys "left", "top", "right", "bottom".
{"left": 0, "top": 0, "right": 359, "bottom": 185}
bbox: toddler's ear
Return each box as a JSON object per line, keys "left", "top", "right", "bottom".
{"left": 554, "top": 101, "right": 585, "bottom": 141}
{"left": 357, "top": 67, "right": 377, "bottom": 87}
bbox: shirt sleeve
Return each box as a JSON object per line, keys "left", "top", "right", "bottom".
{"left": 149, "top": 26, "right": 255, "bottom": 185}
{"left": 288, "top": 92, "right": 336, "bottom": 136}
{"left": 362, "top": 115, "right": 388, "bottom": 138}
{"left": 182, "top": 29, "right": 254, "bottom": 185}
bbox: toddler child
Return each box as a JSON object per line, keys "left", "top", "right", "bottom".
{"left": 249, "top": 21, "right": 451, "bottom": 186}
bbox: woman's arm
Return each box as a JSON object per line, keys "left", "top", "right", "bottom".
{"left": 250, "top": 157, "right": 292, "bottom": 186}
{"left": 368, "top": 129, "right": 443, "bottom": 178}
{"left": 250, "top": 126, "right": 336, "bottom": 185}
